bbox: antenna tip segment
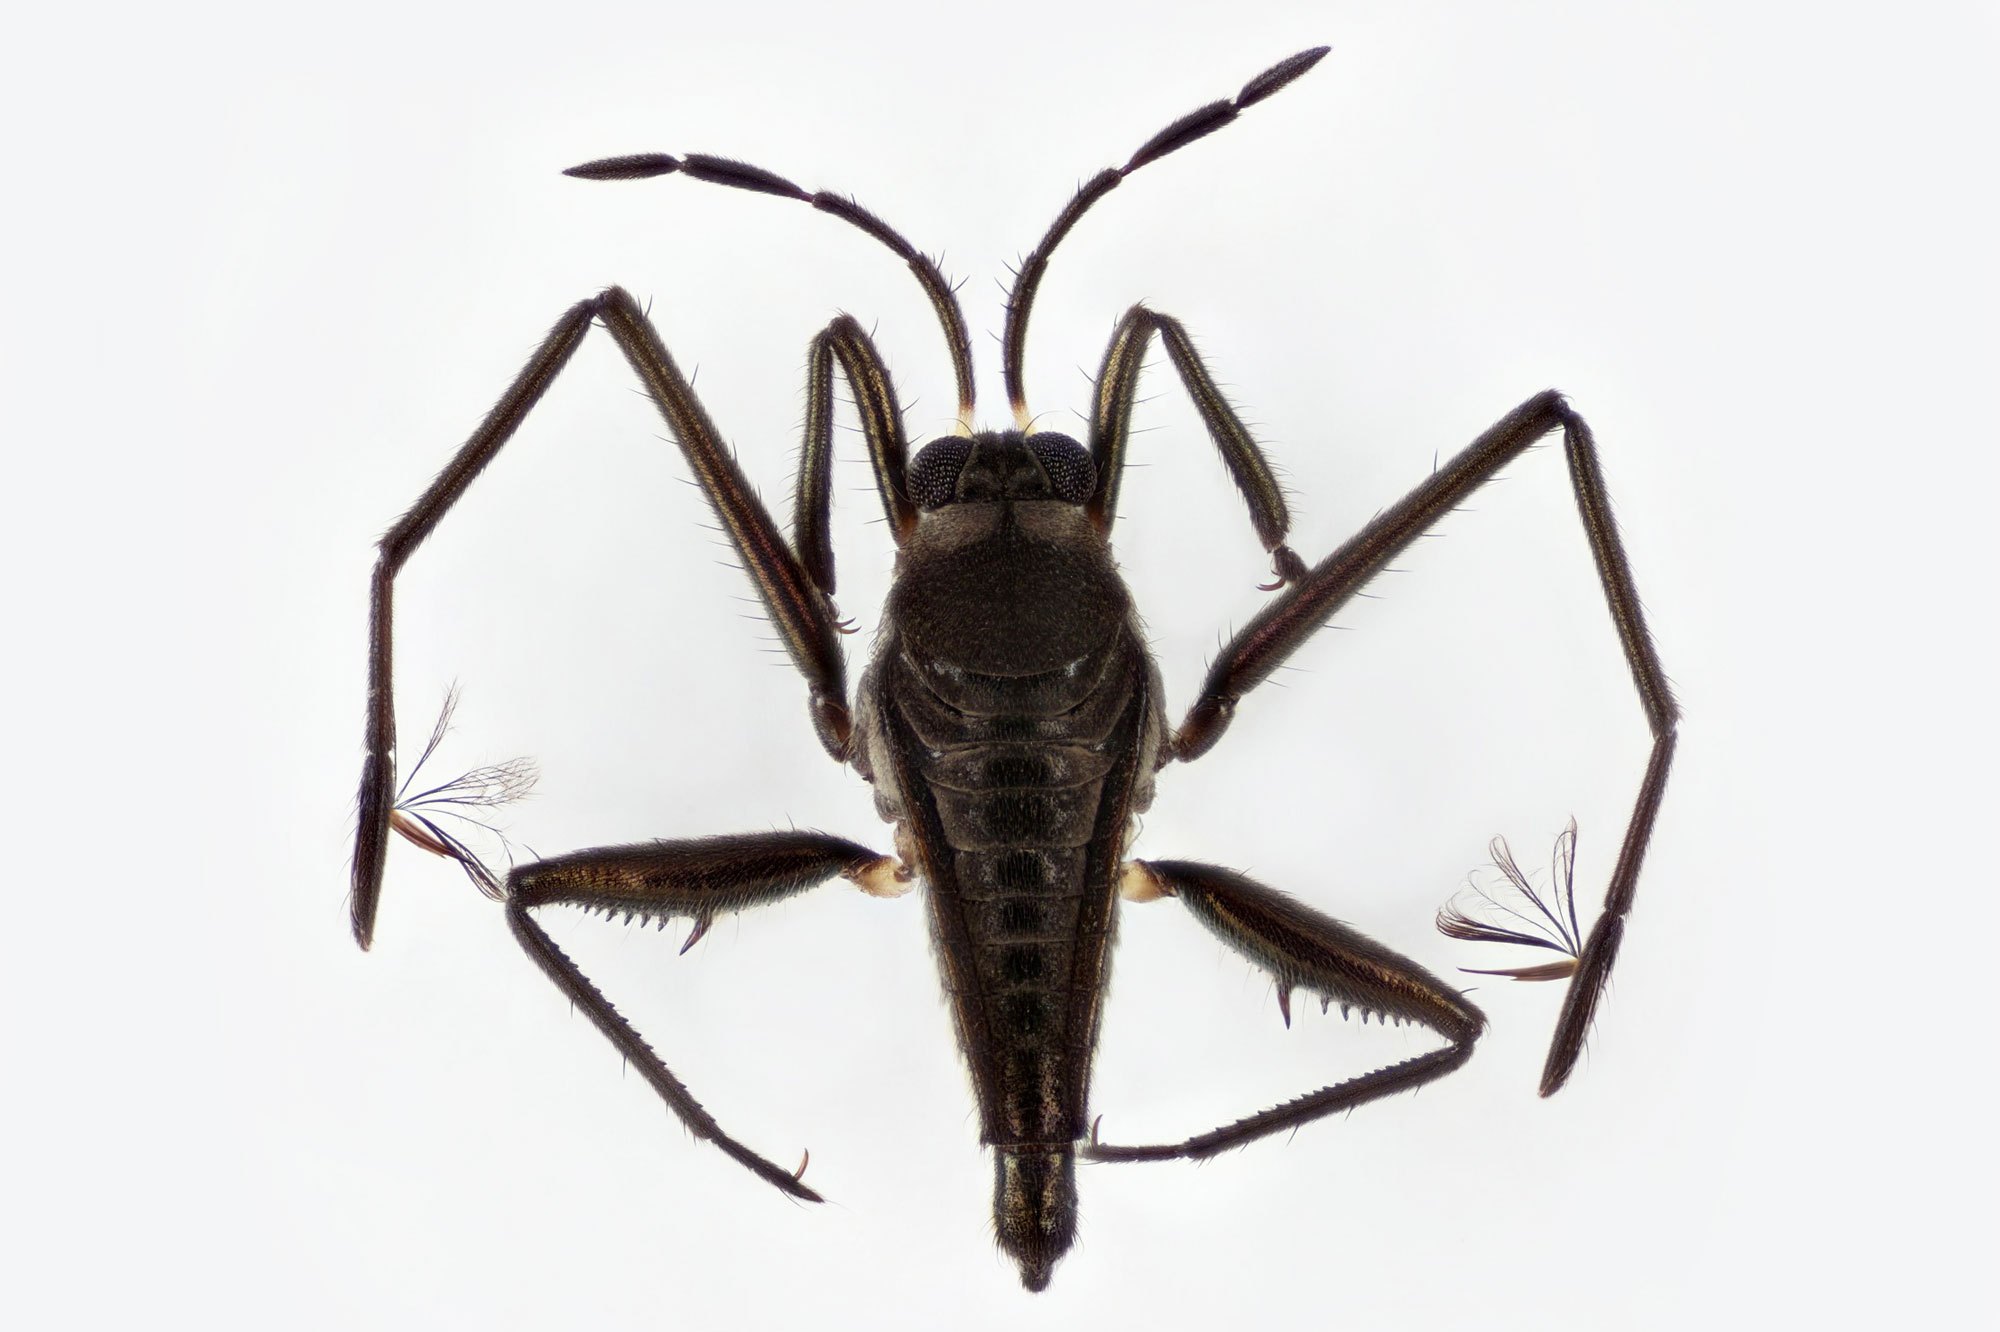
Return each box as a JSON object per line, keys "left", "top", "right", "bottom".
{"left": 1240, "top": 46, "right": 1332, "bottom": 108}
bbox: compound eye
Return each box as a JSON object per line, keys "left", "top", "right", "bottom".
{"left": 1024, "top": 432, "right": 1098, "bottom": 504}
{"left": 907, "top": 436, "right": 976, "bottom": 509}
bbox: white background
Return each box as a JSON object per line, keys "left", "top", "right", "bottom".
{"left": 5, "top": 1, "right": 1994, "bottom": 1327}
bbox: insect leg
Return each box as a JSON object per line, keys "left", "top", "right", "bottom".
{"left": 1170, "top": 391, "right": 1678, "bottom": 1095}
{"left": 793, "top": 316, "right": 911, "bottom": 598}
{"left": 589, "top": 288, "right": 854, "bottom": 759}
{"left": 353, "top": 288, "right": 855, "bottom": 950}
{"left": 1088, "top": 859, "right": 1483, "bottom": 1162}
{"left": 506, "top": 830, "right": 895, "bottom": 1200}
{"left": 1087, "top": 304, "right": 1306, "bottom": 585}
{"left": 355, "top": 301, "right": 596, "bottom": 949}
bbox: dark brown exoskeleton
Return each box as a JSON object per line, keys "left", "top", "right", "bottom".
{"left": 351, "top": 47, "right": 1677, "bottom": 1291}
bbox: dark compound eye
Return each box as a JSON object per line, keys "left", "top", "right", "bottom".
{"left": 907, "top": 436, "right": 976, "bottom": 509}
{"left": 1024, "top": 433, "right": 1097, "bottom": 504}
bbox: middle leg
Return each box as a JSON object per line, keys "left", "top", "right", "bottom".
{"left": 1165, "top": 392, "right": 1677, "bottom": 1095}
{"left": 356, "top": 289, "right": 871, "bottom": 947}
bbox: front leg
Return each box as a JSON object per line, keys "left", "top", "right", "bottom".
{"left": 1086, "top": 304, "right": 1305, "bottom": 585}
{"left": 505, "top": 830, "right": 903, "bottom": 1199}
{"left": 1088, "top": 859, "right": 1482, "bottom": 1163}
{"left": 793, "top": 315, "right": 915, "bottom": 595}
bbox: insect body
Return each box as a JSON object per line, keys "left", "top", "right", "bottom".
{"left": 351, "top": 47, "right": 1677, "bottom": 1291}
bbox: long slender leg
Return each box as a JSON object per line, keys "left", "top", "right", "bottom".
{"left": 355, "top": 302, "right": 593, "bottom": 949}
{"left": 1170, "top": 390, "right": 1679, "bottom": 1095}
{"left": 1088, "top": 859, "right": 1483, "bottom": 1162}
{"left": 1539, "top": 729, "right": 1674, "bottom": 1093}
{"left": 353, "top": 288, "right": 853, "bottom": 948}
{"left": 794, "top": 316, "right": 912, "bottom": 597}
{"left": 505, "top": 830, "right": 898, "bottom": 1200}
{"left": 1088, "top": 304, "right": 1308, "bottom": 585}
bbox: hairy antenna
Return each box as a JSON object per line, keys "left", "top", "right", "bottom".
{"left": 566, "top": 151, "right": 977, "bottom": 429}
{"left": 1001, "top": 46, "right": 1330, "bottom": 424}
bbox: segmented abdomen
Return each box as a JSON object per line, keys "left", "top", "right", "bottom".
{"left": 880, "top": 641, "right": 1151, "bottom": 1146}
